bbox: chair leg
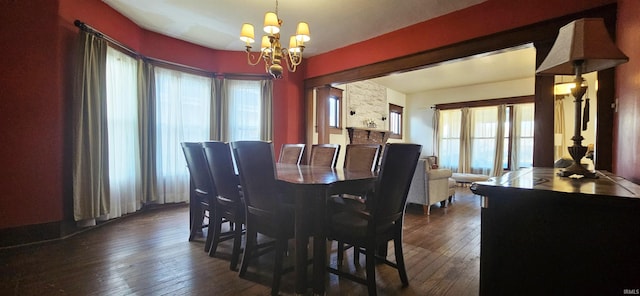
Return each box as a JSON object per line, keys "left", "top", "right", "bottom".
{"left": 239, "top": 227, "right": 255, "bottom": 278}
{"left": 207, "top": 209, "right": 222, "bottom": 254}
{"left": 230, "top": 221, "right": 243, "bottom": 271}
{"left": 365, "top": 246, "right": 377, "bottom": 296}
{"left": 271, "top": 238, "right": 287, "bottom": 296}
{"left": 189, "top": 207, "right": 205, "bottom": 241}
{"left": 422, "top": 204, "right": 430, "bottom": 216}
{"left": 337, "top": 242, "right": 345, "bottom": 267}
{"left": 353, "top": 246, "right": 360, "bottom": 266}
{"left": 394, "top": 237, "right": 409, "bottom": 286}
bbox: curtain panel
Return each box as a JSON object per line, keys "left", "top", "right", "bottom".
{"left": 72, "top": 31, "right": 110, "bottom": 221}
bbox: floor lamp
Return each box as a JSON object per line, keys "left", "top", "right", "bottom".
{"left": 536, "top": 18, "right": 628, "bottom": 178}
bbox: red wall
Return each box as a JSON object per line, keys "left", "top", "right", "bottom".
{"left": 614, "top": 0, "right": 640, "bottom": 183}
{"left": 0, "top": 1, "right": 64, "bottom": 228}
{"left": 2, "top": 0, "right": 639, "bottom": 232}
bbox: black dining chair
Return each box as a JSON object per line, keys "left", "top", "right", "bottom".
{"left": 180, "top": 142, "right": 216, "bottom": 251}
{"left": 326, "top": 143, "right": 422, "bottom": 296}
{"left": 278, "top": 143, "right": 305, "bottom": 165}
{"left": 309, "top": 143, "right": 340, "bottom": 168}
{"left": 202, "top": 141, "right": 245, "bottom": 271}
{"left": 232, "top": 141, "right": 295, "bottom": 296}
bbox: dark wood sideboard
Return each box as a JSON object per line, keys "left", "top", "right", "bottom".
{"left": 471, "top": 168, "right": 640, "bottom": 295}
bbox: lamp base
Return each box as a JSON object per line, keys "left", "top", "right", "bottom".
{"left": 557, "top": 162, "right": 598, "bottom": 179}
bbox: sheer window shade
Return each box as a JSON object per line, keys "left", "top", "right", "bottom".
{"left": 105, "top": 47, "right": 142, "bottom": 219}
{"left": 154, "top": 67, "right": 211, "bottom": 203}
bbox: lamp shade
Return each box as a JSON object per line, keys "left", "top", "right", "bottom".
{"left": 295, "top": 22, "right": 310, "bottom": 43}
{"left": 240, "top": 23, "right": 255, "bottom": 44}
{"left": 260, "top": 36, "right": 271, "bottom": 52}
{"left": 263, "top": 12, "right": 280, "bottom": 35}
{"left": 536, "top": 18, "right": 628, "bottom": 75}
{"left": 288, "top": 36, "right": 300, "bottom": 53}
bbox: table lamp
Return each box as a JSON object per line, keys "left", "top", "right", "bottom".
{"left": 536, "top": 18, "right": 628, "bottom": 178}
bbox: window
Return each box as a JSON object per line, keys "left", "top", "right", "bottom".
{"left": 438, "top": 109, "right": 461, "bottom": 171}
{"left": 470, "top": 107, "right": 499, "bottom": 175}
{"left": 105, "top": 46, "right": 141, "bottom": 218}
{"left": 316, "top": 86, "right": 343, "bottom": 133}
{"left": 438, "top": 102, "right": 534, "bottom": 175}
{"left": 225, "top": 79, "right": 262, "bottom": 141}
{"left": 389, "top": 104, "right": 403, "bottom": 139}
{"left": 511, "top": 103, "right": 534, "bottom": 169}
{"left": 328, "top": 95, "right": 340, "bottom": 128}
{"left": 155, "top": 67, "right": 212, "bottom": 203}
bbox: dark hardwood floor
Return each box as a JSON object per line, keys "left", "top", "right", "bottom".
{"left": 0, "top": 187, "right": 480, "bottom": 295}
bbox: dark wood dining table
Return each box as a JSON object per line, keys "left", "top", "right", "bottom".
{"left": 276, "top": 163, "right": 377, "bottom": 295}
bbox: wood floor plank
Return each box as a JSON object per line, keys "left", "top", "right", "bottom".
{"left": 0, "top": 188, "right": 480, "bottom": 295}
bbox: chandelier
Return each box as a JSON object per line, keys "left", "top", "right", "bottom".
{"left": 240, "top": 0, "right": 310, "bottom": 79}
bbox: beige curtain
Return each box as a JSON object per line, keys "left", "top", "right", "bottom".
{"left": 72, "top": 31, "right": 110, "bottom": 221}
{"left": 210, "top": 78, "right": 221, "bottom": 141}
{"left": 458, "top": 107, "right": 471, "bottom": 173}
{"left": 491, "top": 105, "right": 507, "bottom": 176}
{"left": 261, "top": 80, "right": 274, "bottom": 141}
{"left": 554, "top": 98, "right": 566, "bottom": 160}
{"left": 137, "top": 60, "right": 159, "bottom": 203}
{"left": 432, "top": 108, "right": 440, "bottom": 158}
{"left": 511, "top": 104, "right": 522, "bottom": 170}
{"left": 219, "top": 79, "right": 230, "bottom": 141}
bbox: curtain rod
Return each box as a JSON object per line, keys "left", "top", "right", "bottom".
{"left": 74, "top": 20, "right": 271, "bottom": 80}
{"left": 74, "top": 20, "right": 138, "bottom": 57}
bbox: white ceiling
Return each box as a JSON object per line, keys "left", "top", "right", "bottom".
{"left": 370, "top": 44, "right": 537, "bottom": 94}
{"left": 102, "top": 0, "right": 536, "bottom": 94}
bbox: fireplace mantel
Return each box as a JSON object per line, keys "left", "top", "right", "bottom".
{"left": 346, "top": 127, "right": 391, "bottom": 144}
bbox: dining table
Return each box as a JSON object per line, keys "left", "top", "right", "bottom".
{"left": 276, "top": 163, "right": 377, "bottom": 295}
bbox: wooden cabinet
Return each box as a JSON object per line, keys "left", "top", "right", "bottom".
{"left": 471, "top": 168, "right": 640, "bottom": 295}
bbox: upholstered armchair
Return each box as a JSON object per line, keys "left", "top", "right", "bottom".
{"left": 407, "top": 158, "right": 453, "bottom": 215}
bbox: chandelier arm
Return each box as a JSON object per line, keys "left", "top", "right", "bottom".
{"left": 246, "top": 47, "right": 266, "bottom": 66}
{"left": 280, "top": 49, "right": 296, "bottom": 72}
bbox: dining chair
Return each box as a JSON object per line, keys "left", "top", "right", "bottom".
{"left": 278, "top": 143, "right": 305, "bottom": 165}
{"left": 309, "top": 143, "right": 340, "bottom": 168}
{"left": 329, "top": 144, "right": 382, "bottom": 264}
{"left": 232, "top": 141, "right": 295, "bottom": 296}
{"left": 180, "top": 142, "right": 216, "bottom": 251}
{"left": 326, "top": 143, "right": 422, "bottom": 296}
{"left": 332, "top": 143, "right": 382, "bottom": 203}
{"left": 343, "top": 144, "right": 382, "bottom": 172}
{"left": 202, "top": 141, "right": 245, "bottom": 270}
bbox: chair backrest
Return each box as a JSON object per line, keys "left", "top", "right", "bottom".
{"left": 371, "top": 143, "right": 422, "bottom": 223}
{"left": 181, "top": 142, "right": 215, "bottom": 197}
{"left": 232, "top": 141, "right": 281, "bottom": 214}
{"left": 309, "top": 144, "right": 340, "bottom": 168}
{"left": 202, "top": 141, "right": 241, "bottom": 203}
{"left": 343, "top": 144, "right": 382, "bottom": 172}
{"left": 278, "top": 143, "right": 305, "bottom": 165}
